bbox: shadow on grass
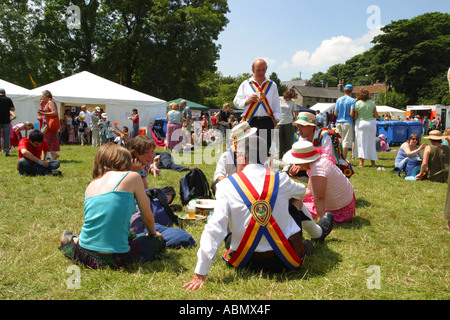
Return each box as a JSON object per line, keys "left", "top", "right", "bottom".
{"left": 124, "top": 248, "right": 191, "bottom": 274}
{"left": 216, "top": 241, "right": 342, "bottom": 285}
{"left": 335, "top": 216, "right": 371, "bottom": 230}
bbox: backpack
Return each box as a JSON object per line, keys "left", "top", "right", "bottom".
{"left": 316, "top": 128, "right": 355, "bottom": 179}
{"left": 130, "top": 188, "right": 181, "bottom": 232}
{"left": 179, "top": 168, "right": 212, "bottom": 206}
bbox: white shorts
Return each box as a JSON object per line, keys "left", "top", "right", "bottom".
{"left": 336, "top": 123, "right": 354, "bottom": 148}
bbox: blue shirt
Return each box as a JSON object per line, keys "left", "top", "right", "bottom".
{"left": 79, "top": 172, "right": 136, "bottom": 253}
{"left": 335, "top": 95, "right": 355, "bottom": 123}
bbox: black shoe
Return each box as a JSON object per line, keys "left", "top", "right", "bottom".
{"left": 312, "top": 212, "right": 334, "bottom": 243}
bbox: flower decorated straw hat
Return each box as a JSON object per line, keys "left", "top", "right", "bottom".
{"left": 282, "top": 140, "right": 321, "bottom": 164}
{"left": 294, "top": 112, "right": 317, "bottom": 126}
{"left": 230, "top": 121, "right": 257, "bottom": 142}
{"left": 425, "top": 130, "right": 444, "bottom": 141}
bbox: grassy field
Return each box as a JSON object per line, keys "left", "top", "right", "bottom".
{"left": 0, "top": 140, "right": 448, "bottom": 301}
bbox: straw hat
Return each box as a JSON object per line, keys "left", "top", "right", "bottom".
{"left": 230, "top": 121, "right": 257, "bottom": 141}
{"left": 282, "top": 140, "right": 320, "bottom": 164}
{"left": 294, "top": 112, "right": 317, "bottom": 127}
{"left": 425, "top": 130, "right": 444, "bottom": 141}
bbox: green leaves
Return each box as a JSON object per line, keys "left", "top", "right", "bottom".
{"left": 0, "top": 0, "right": 229, "bottom": 101}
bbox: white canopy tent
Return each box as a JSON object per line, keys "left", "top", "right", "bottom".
{"left": 0, "top": 79, "right": 36, "bottom": 125}
{"left": 27, "top": 71, "right": 166, "bottom": 132}
{"left": 376, "top": 105, "right": 406, "bottom": 120}
{"left": 310, "top": 103, "right": 335, "bottom": 114}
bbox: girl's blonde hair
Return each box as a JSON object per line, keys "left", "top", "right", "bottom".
{"left": 92, "top": 143, "right": 132, "bottom": 179}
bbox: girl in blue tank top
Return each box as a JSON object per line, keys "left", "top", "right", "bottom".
{"left": 58, "top": 143, "right": 165, "bottom": 269}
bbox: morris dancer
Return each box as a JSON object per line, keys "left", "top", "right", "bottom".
{"left": 233, "top": 58, "right": 281, "bottom": 161}
{"left": 183, "top": 135, "right": 333, "bottom": 291}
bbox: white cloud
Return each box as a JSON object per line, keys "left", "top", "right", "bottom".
{"left": 280, "top": 27, "right": 384, "bottom": 78}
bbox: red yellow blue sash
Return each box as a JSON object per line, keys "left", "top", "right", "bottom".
{"left": 243, "top": 80, "right": 274, "bottom": 122}
{"left": 223, "top": 168, "right": 303, "bottom": 270}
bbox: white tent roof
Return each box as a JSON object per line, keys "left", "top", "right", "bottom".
{"left": 0, "top": 79, "right": 37, "bottom": 127}
{"left": 310, "top": 103, "right": 335, "bottom": 113}
{"left": 27, "top": 71, "right": 167, "bottom": 129}
{"left": 376, "top": 105, "right": 405, "bottom": 114}
{"left": 0, "top": 79, "right": 32, "bottom": 97}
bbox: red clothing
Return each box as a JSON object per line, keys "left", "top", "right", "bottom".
{"left": 133, "top": 115, "right": 139, "bottom": 125}
{"left": 18, "top": 137, "right": 49, "bottom": 162}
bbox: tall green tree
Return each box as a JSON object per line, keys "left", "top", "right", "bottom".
{"left": 0, "top": 0, "right": 229, "bottom": 100}
{"left": 0, "top": 0, "right": 41, "bottom": 88}
{"left": 372, "top": 12, "right": 450, "bottom": 104}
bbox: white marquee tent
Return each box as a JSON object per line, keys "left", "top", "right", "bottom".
{"left": 27, "top": 71, "right": 166, "bottom": 131}
{"left": 0, "top": 79, "right": 36, "bottom": 125}
{"left": 310, "top": 103, "right": 335, "bottom": 114}
{"left": 376, "top": 105, "right": 406, "bottom": 120}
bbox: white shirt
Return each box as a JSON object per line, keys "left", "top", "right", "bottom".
{"left": 213, "top": 147, "right": 237, "bottom": 181}
{"left": 79, "top": 110, "right": 91, "bottom": 129}
{"left": 194, "top": 164, "right": 305, "bottom": 275}
{"left": 278, "top": 98, "right": 296, "bottom": 125}
{"left": 299, "top": 128, "right": 332, "bottom": 149}
{"left": 233, "top": 76, "right": 281, "bottom": 121}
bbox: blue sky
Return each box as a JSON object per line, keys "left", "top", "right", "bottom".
{"left": 215, "top": 0, "right": 450, "bottom": 81}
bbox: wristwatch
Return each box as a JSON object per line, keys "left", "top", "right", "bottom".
{"left": 138, "top": 170, "right": 146, "bottom": 178}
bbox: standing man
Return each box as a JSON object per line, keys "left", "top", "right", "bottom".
{"left": 334, "top": 84, "right": 355, "bottom": 159}
{"left": 0, "top": 88, "right": 15, "bottom": 157}
{"left": 181, "top": 100, "right": 192, "bottom": 144}
{"left": 78, "top": 105, "right": 91, "bottom": 144}
{"left": 233, "top": 58, "right": 281, "bottom": 159}
{"left": 90, "top": 107, "right": 101, "bottom": 147}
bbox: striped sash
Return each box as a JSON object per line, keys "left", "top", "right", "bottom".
{"left": 243, "top": 80, "right": 274, "bottom": 123}
{"left": 223, "top": 168, "right": 304, "bottom": 270}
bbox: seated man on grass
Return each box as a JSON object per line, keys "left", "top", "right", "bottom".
{"left": 17, "top": 129, "right": 61, "bottom": 176}
{"left": 183, "top": 135, "right": 333, "bottom": 291}
{"left": 415, "top": 130, "right": 449, "bottom": 183}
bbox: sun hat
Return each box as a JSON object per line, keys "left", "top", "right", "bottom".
{"left": 425, "top": 130, "right": 444, "bottom": 141}
{"left": 230, "top": 121, "right": 257, "bottom": 142}
{"left": 95, "top": 106, "right": 101, "bottom": 112}
{"left": 282, "top": 140, "right": 321, "bottom": 164}
{"left": 101, "top": 113, "right": 108, "bottom": 119}
{"left": 294, "top": 112, "right": 317, "bottom": 127}
{"left": 378, "top": 134, "right": 387, "bottom": 141}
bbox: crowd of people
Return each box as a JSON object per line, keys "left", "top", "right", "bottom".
{"left": 1, "top": 58, "right": 449, "bottom": 292}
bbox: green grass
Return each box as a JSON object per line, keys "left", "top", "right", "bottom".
{"left": 0, "top": 142, "right": 448, "bottom": 300}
